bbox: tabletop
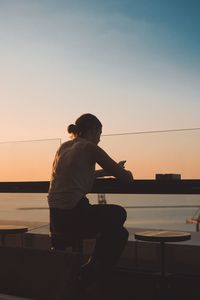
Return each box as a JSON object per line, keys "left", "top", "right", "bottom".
{"left": 135, "top": 230, "right": 191, "bottom": 243}
{"left": 0, "top": 225, "right": 28, "bottom": 234}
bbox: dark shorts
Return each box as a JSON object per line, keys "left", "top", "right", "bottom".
{"left": 50, "top": 197, "right": 127, "bottom": 238}
{"left": 50, "top": 197, "right": 129, "bottom": 264}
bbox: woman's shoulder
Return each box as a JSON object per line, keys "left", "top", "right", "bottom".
{"left": 60, "top": 140, "right": 73, "bottom": 148}
{"left": 57, "top": 140, "right": 73, "bottom": 153}
{"left": 75, "top": 137, "right": 94, "bottom": 147}
{"left": 78, "top": 139, "right": 96, "bottom": 154}
{"left": 75, "top": 138, "right": 102, "bottom": 159}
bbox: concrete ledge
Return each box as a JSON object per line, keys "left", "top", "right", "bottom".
{"left": 0, "top": 294, "right": 31, "bottom": 300}
{"left": 4, "top": 226, "right": 200, "bottom": 276}
{"left": 0, "top": 247, "right": 80, "bottom": 300}
{"left": 2, "top": 226, "right": 200, "bottom": 300}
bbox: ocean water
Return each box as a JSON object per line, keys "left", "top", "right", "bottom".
{"left": 0, "top": 193, "right": 200, "bottom": 232}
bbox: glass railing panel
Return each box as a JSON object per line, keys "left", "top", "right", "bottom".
{"left": 88, "top": 193, "right": 200, "bottom": 232}
{"left": 1, "top": 191, "right": 199, "bottom": 232}
{"left": 100, "top": 128, "right": 200, "bottom": 179}
{"left": 0, "top": 193, "right": 48, "bottom": 229}
{"left": 0, "top": 138, "right": 61, "bottom": 181}
{"left": 0, "top": 138, "right": 60, "bottom": 229}
{"left": 0, "top": 131, "right": 200, "bottom": 231}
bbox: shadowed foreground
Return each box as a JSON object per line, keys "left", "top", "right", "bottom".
{"left": 83, "top": 269, "right": 200, "bottom": 300}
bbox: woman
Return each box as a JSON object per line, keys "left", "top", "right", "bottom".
{"left": 48, "top": 113, "right": 134, "bottom": 286}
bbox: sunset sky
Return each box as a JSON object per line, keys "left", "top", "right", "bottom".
{"left": 0, "top": 0, "right": 200, "bottom": 180}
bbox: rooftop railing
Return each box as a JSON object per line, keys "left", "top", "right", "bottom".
{"left": 0, "top": 129, "right": 200, "bottom": 231}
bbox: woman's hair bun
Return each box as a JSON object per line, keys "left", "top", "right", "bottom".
{"left": 67, "top": 124, "right": 78, "bottom": 134}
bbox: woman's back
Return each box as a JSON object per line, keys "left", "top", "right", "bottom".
{"left": 48, "top": 137, "right": 95, "bottom": 209}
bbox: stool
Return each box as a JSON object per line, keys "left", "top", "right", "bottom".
{"left": 134, "top": 230, "right": 191, "bottom": 278}
{"left": 0, "top": 225, "right": 28, "bottom": 246}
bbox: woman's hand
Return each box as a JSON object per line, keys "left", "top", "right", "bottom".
{"left": 95, "top": 169, "right": 110, "bottom": 178}
{"left": 118, "top": 160, "right": 126, "bottom": 168}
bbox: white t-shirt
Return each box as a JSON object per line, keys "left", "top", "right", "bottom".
{"left": 48, "top": 137, "right": 95, "bottom": 209}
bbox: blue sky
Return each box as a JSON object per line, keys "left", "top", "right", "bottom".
{"left": 0, "top": 0, "right": 200, "bottom": 142}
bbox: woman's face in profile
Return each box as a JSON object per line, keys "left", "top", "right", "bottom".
{"left": 92, "top": 127, "right": 102, "bottom": 145}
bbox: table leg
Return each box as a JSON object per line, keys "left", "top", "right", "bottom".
{"left": 134, "top": 240, "right": 139, "bottom": 270}
{"left": 21, "top": 234, "right": 24, "bottom": 247}
{"left": 160, "top": 241, "right": 165, "bottom": 278}
{"left": 1, "top": 234, "right": 5, "bottom": 246}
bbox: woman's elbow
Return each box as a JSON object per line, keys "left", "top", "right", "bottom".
{"left": 119, "top": 170, "right": 134, "bottom": 182}
{"left": 126, "top": 170, "right": 134, "bottom": 181}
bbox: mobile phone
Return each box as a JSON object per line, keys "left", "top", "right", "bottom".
{"left": 118, "top": 160, "right": 126, "bottom": 167}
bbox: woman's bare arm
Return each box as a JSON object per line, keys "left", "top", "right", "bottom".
{"left": 91, "top": 144, "right": 134, "bottom": 182}
{"left": 95, "top": 161, "right": 126, "bottom": 178}
{"left": 95, "top": 169, "right": 109, "bottom": 178}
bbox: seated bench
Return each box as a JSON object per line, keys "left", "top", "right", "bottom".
{"left": 0, "top": 246, "right": 80, "bottom": 300}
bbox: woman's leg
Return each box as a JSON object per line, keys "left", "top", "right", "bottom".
{"left": 79, "top": 203, "right": 129, "bottom": 266}
{"left": 50, "top": 201, "right": 129, "bottom": 286}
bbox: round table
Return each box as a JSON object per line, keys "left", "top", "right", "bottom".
{"left": 0, "top": 225, "right": 28, "bottom": 246}
{"left": 134, "top": 230, "right": 191, "bottom": 277}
